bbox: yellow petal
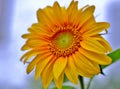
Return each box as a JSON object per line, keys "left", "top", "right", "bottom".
{"left": 73, "top": 51, "right": 100, "bottom": 76}
{"left": 61, "top": 7, "right": 68, "bottom": 23}
{"left": 65, "top": 56, "right": 78, "bottom": 84}
{"left": 41, "top": 66, "right": 53, "bottom": 89}
{"left": 43, "top": 6, "right": 61, "bottom": 28}
{"left": 28, "top": 23, "right": 53, "bottom": 36}
{"left": 22, "top": 34, "right": 47, "bottom": 41}
{"left": 26, "top": 52, "right": 51, "bottom": 74}
{"left": 25, "top": 23, "right": 52, "bottom": 38}
{"left": 80, "top": 16, "right": 96, "bottom": 33}
{"left": 22, "top": 33, "right": 50, "bottom": 41}
{"left": 35, "top": 54, "right": 54, "bottom": 79}
{"left": 21, "top": 44, "right": 31, "bottom": 51}
{"left": 37, "top": 8, "right": 53, "bottom": 27}
{"left": 54, "top": 73, "right": 64, "bottom": 89}
{"left": 26, "top": 55, "right": 41, "bottom": 74}
{"left": 67, "top": 1, "right": 78, "bottom": 22}
{"left": 77, "top": 5, "right": 95, "bottom": 29}
{"left": 73, "top": 54, "right": 92, "bottom": 77}
{"left": 79, "top": 48, "right": 112, "bottom": 65}
{"left": 26, "top": 39, "right": 49, "bottom": 48}
{"left": 37, "top": 9, "right": 46, "bottom": 22}
{"left": 83, "top": 22, "right": 110, "bottom": 36}
{"left": 80, "top": 37, "right": 106, "bottom": 54}
{"left": 92, "top": 35, "right": 112, "bottom": 52}
{"left": 41, "top": 56, "right": 55, "bottom": 89}
{"left": 38, "top": 2, "right": 63, "bottom": 27}
{"left": 53, "top": 57, "right": 67, "bottom": 79}
{"left": 67, "top": 0, "right": 78, "bottom": 13}
{"left": 53, "top": 2, "right": 62, "bottom": 23}
{"left": 20, "top": 50, "right": 40, "bottom": 63}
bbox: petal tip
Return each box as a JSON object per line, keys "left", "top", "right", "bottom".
{"left": 89, "top": 5, "right": 95, "bottom": 13}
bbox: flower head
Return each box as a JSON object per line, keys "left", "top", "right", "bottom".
{"left": 21, "top": 1, "right": 112, "bottom": 89}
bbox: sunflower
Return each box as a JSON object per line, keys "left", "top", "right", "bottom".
{"left": 21, "top": 1, "right": 112, "bottom": 89}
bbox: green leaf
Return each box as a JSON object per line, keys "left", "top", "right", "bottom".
{"left": 108, "top": 48, "right": 120, "bottom": 62}
{"left": 52, "top": 86, "right": 75, "bottom": 89}
{"left": 102, "top": 48, "right": 120, "bottom": 68}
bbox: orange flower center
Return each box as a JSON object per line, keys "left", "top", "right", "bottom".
{"left": 49, "top": 25, "right": 82, "bottom": 57}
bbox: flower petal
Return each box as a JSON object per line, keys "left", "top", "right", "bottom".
{"left": 65, "top": 56, "right": 78, "bottom": 84}
{"left": 22, "top": 33, "right": 50, "bottom": 42}
{"left": 37, "top": 9, "right": 47, "bottom": 22}
{"left": 83, "top": 22, "right": 110, "bottom": 36}
{"left": 26, "top": 55, "right": 41, "bottom": 74}
{"left": 54, "top": 73, "right": 64, "bottom": 89}
{"left": 79, "top": 48, "right": 112, "bottom": 65}
{"left": 41, "top": 56, "right": 55, "bottom": 89}
{"left": 37, "top": 8, "right": 61, "bottom": 33}
{"left": 35, "top": 54, "right": 54, "bottom": 79}
{"left": 21, "top": 44, "right": 31, "bottom": 51}
{"left": 67, "top": 0, "right": 78, "bottom": 22}
{"left": 28, "top": 23, "right": 53, "bottom": 36}
{"left": 73, "top": 51, "right": 100, "bottom": 76}
{"left": 26, "top": 51, "right": 52, "bottom": 74}
{"left": 20, "top": 50, "right": 40, "bottom": 63}
{"left": 92, "top": 35, "right": 112, "bottom": 52}
{"left": 77, "top": 5, "right": 95, "bottom": 29}
{"left": 53, "top": 57, "right": 67, "bottom": 79}
{"left": 53, "top": 2, "right": 63, "bottom": 24}
{"left": 80, "top": 37, "right": 106, "bottom": 54}
{"left": 26, "top": 39, "right": 49, "bottom": 48}
{"left": 80, "top": 16, "right": 96, "bottom": 33}
{"left": 67, "top": 0, "right": 78, "bottom": 13}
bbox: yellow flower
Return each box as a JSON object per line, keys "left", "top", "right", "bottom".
{"left": 21, "top": 1, "right": 112, "bottom": 89}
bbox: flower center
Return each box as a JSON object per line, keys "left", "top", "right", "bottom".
{"left": 49, "top": 26, "right": 82, "bottom": 57}
{"left": 53, "top": 31, "right": 73, "bottom": 49}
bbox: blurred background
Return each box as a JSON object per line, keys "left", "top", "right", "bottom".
{"left": 0, "top": 0, "right": 120, "bottom": 89}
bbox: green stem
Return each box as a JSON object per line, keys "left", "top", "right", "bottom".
{"left": 78, "top": 76, "right": 84, "bottom": 89}
{"left": 86, "top": 77, "right": 94, "bottom": 89}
